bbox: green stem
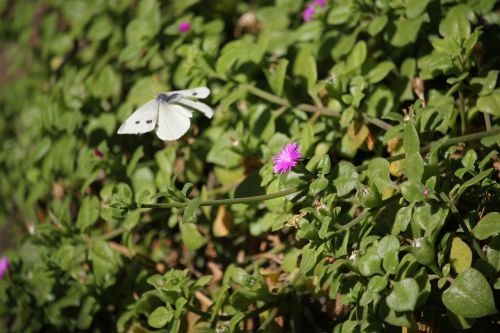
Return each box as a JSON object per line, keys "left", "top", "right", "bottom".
{"left": 141, "top": 128, "right": 499, "bottom": 210}
{"left": 458, "top": 90, "right": 466, "bottom": 135}
{"left": 246, "top": 85, "right": 393, "bottom": 131}
{"left": 141, "top": 187, "right": 300, "bottom": 209}
{"left": 440, "top": 193, "right": 488, "bottom": 262}
{"left": 484, "top": 112, "right": 491, "bottom": 130}
{"left": 246, "top": 84, "right": 291, "bottom": 106}
{"left": 357, "top": 128, "right": 500, "bottom": 172}
{"left": 93, "top": 228, "right": 125, "bottom": 241}
{"left": 338, "top": 210, "right": 372, "bottom": 231}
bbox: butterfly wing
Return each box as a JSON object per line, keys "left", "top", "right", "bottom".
{"left": 167, "top": 86, "right": 210, "bottom": 99}
{"left": 117, "top": 100, "right": 159, "bottom": 135}
{"left": 156, "top": 104, "right": 193, "bottom": 141}
{"left": 176, "top": 99, "right": 213, "bottom": 118}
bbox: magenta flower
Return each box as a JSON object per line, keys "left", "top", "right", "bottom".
{"left": 178, "top": 21, "right": 191, "bottom": 33}
{"left": 273, "top": 143, "right": 302, "bottom": 174}
{"left": 313, "top": 0, "right": 326, "bottom": 8}
{"left": 302, "top": 5, "right": 316, "bottom": 21}
{"left": 0, "top": 257, "right": 9, "bottom": 279}
{"left": 93, "top": 148, "right": 104, "bottom": 159}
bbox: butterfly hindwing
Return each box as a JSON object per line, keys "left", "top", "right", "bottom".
{"left": 177, "top": 99, "right": 213, "bottom": 118}
{"left": 117, "top": 100, "right": 159, "bottom": 135}
{"left": 156, "top": 104, "right": 193, "bottom": 141}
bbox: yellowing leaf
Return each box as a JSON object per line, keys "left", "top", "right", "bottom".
{"left": 450, "top": 237, "right": 472, "bottom": 273}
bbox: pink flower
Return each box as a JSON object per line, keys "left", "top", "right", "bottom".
{"left": 302, "top": 5, "right": 316, "bottom": 21}
{"left": 273, "top": 143, "right": 302, "bottom": 174}
{"left": 94, "top": 148, "right": 104, "bottom": 159}
{"left": 313, "top": 0, "right": 326, "bottom": 8}
{"left": 0, "top": 257, "right": 9, "bottom": 279}
{"left": 178, "top": 21, "right": 191, "bottom": 33}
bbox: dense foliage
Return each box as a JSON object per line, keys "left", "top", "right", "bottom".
{"left": 0, "top": 0, "right": 499, "bottom": 332}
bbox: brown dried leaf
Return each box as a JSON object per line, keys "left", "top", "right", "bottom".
{"left": 213, "top": 205, "right": 232, "bottom": 237}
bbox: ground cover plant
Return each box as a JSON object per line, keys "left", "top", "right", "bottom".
{"left": 0, "top": 0, "right": 499, "bottom": 332}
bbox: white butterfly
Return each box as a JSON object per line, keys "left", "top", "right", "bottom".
{"left": 117, "top": 87, "right": 213, "bottom": 141}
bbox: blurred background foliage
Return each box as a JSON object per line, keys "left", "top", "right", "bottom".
{"left": 0, "top": 0, "right": 499, "bottom": 332}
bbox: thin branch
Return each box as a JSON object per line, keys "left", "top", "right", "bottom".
{"left": 246, "top": 85, "right": 393, "bottom": 131}
{"left": 357, "top": 127, "right": 500, "bottom": 172}
{"left": 141, "top": 187, "right": 300, "bottom": 209}
{"left": 440, "top": 193, "right": 488, "bottom": 262}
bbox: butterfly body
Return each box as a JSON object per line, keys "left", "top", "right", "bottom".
{"left": 117, "top": 87, "right": 212, "bottom": 141}
{"left": 156, "top": 92, "right": 183, "bottom": 103}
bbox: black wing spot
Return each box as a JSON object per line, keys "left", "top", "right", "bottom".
{"left": 135, "top": 121, "right": 140, "bottom": 124}
{"left": 193, "top": 92, "right": 198, "bottom": 96}
{"left": 146, "top": 120, "right": 153, "bottom": 124}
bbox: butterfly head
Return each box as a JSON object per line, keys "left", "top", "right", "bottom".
{"left": 156, "top": 93, "right": 183, "bottom": 104}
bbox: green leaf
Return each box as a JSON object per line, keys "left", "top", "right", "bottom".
{"left": 486, "top": 236, "right": 500, "bottom": 271}
{"left": 471, "top": 70, "right": 498, "bottom": 96}
{"left": 90, "top": 240, "right": 121, "bottom": 286}
{"left": 293, "top": 46, "right": 317, "bottom": 95}
{"left": 148, "top": 306, "right": 173, "bottom": 328}
{"left": 400, "top": 181, "right": 426, "bottom": 202}
{"left": 383, "top": 251, "right": 399, "bottom": 275}
{"left": 442, "top": 268, "right": 497, "bottom": 318}
{"left": 386, "top": 278, "right": 419, "bottom": 312}
{"left": 77, "top": 296, "right": 98, "bottom": 330}
{"left": 265, "top": 59, "right": 288, "bottom": 96}
{"left": 450, "top": 237, "right": 472, "bottom": 273}
{"left": 472, "top": 212, "right": 500, "bottom": 240}
{"left": 333, "top": 161, "right": 359, "bottom": 196}
{"left": 123, "top": 210, "right": 141, "bottom": 231}
{"left": 126, "top": 146, "right": 144, "bottom": 177}
{"left": 310, "top": 178, "right": 329, "bottom": 196}
{"left": 368, "top": 15, "right": 388, "bottom": 36}
{"left": 346, "top": 41, "right": 367, "bottom": 72}
{"left": 403, "top": 121, "right": 420, "bottom": 156}
{"left": 439, "top": 4, "right": 471, "bottom": 41}
{"left": 392, "top": 205, "right": 413, "bottom": 235}
{"left": 327, "top": 3, "right": 352, "bottom": 25}
{"left": 391, "top": 16, "right": 427, "bottom": 47}
{"left": 405, "top": 152, "right": 424, "bottom": 184}
{"left": 183, "top": 197, "right": 201, "bottom": 224}
{"left": 405, "top": 0, "right": 431, "bottom": 19}
{"left": 368, "top": 275, "right": 388, "bottom": 293}
{"left": 367, "top": 61, "right": 394, "bottom": 84}
{"left": 358, "top": 253, "right": 383, "bottom": 277}
{"left": 317, "top": 155, "right": 331, "bottom": 175}
{"left": 180, "top": 222, "right": 207, "bottom": 250}
{"left": 379, "top": 299, "right": 414, "bottom": 327}
{"left": 300, "top": 244, "right": 321, "bottom": 274}
{"left": 90, "top": 65, "right": 121, "bottom": 99}
{"left": 476, "top": 93, "right": 500, "bottom": 117}
{"left": 77, "top": 196, "right": 100, "bottom": 231}
{"left": 378, "top": 235, "right": 400, "bottom": 257}
{"left": 33, "top": 137, "right": 52, "bottom": 162}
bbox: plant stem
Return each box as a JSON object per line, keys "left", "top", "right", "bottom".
{"left": 440, "top": 193, "right": 488, "bottom": 262}
{"left": 94, "top": 228, "right": 125, "bottom": 241}
{"left": 140, "top": 128, "right": 499, "bottom": 209}
{"left": 357, "top": 127, "right": 500, "bottom": 172}
{"left": 458, "top": 90, "right": 466, "bottom": 135}
{"left": 141, "top": 187, "right": 300, "bottom": 209}
{"left": 338, "top": 210, "right": 372, "bottom": 230}
{"left": 246, "top": 85, "right": 393, "bottom": 131}
{"left": 484, "top": 112, "right": 491, "bottom": 130}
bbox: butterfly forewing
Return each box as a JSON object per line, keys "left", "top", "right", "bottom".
{"left": 168, "top": 87, "right": 210, "bottom": 99}
{"left": 156, "top": 104, "right": 193, "bottom": 141}
{"left": 117, "top": 100, "right": 159, "bottom": 135}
